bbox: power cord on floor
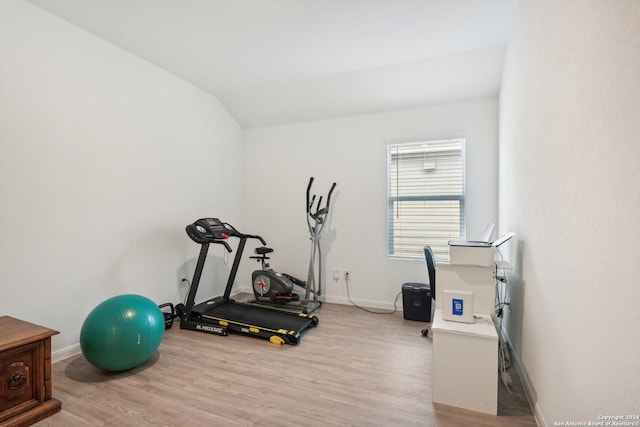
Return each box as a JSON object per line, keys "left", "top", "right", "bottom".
{"left": 345, "top": 275, "right": 401, "bottom": 314}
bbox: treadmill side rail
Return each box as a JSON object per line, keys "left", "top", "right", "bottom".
{"left": 201, "top": 313, "right": 304, "bottom": 345}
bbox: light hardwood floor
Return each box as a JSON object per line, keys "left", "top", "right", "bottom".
{"left": 35, "top": 302, "right": 537, "bottom": 427}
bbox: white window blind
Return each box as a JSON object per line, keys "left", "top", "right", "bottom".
{"left": 387, "top": 139, "right": 465, "bottom": 259}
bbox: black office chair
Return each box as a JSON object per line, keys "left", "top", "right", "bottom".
{"left": 421, "top": 245, "right": 436, "bottom": 336}
{"left": 424, "top": 245, "right": 436, "bottom": 302}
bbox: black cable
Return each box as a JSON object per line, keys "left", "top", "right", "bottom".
{"left": 492, "top": 247, "right": 523, "bottom": 408}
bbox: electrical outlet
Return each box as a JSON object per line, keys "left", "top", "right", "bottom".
{"left": 344, "top": 271, "right": 350, "bottom": 281}
{"left": 332, "top": 270, "right": 341, "bottom": 281}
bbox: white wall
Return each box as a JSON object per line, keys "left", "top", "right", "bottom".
{"left": 499, "top": 0, "right": 640, "bottom": 424}
{"left": 0, "top": 0, "right": 244, "bottom": 358}
{"left": 242, "top": 99, "right": 498, "bottom": 308}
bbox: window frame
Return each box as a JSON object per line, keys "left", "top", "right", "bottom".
{"left": 386, "top": 138, "right": 467, "bottom": 260}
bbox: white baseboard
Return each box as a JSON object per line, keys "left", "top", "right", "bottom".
{"left": 236, "top": 286, "right": 403, "bottom": 311}
{"left": 52, "top": 343, "right": 81, "bottom": 363}
{"left": 324, "top": 294, "right": 402, "bottom": 311}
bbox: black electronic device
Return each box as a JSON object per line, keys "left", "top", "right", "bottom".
{"left": 402, "top": 283, "right": 432, "bottom": 322}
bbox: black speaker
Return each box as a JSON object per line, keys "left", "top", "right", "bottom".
{"left": 402, "top": 283, "right": 432, "bottom": 322}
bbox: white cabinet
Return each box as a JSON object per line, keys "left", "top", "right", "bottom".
{"left": 431, "top": 309, "right": 498, "bottom": 414}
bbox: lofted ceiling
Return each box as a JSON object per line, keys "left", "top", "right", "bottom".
{"left": 26, "top": 0, "right": 516, "bottom": 128}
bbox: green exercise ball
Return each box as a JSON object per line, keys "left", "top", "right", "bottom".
{"left": 80, "top": 294, "right": 165, "bottom": 372}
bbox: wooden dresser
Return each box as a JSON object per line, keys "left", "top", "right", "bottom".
{"left": 0, "top": 316, "right": 62, "bottom": 427}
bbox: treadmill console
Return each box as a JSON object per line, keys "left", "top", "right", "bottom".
{"left": 186, "top": 218, "right": 238, "bottom": 245}
{"left": 186, "top": 218, "right": 266, "bottom": 249}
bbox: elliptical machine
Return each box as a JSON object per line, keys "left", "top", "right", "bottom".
{"left": 250, "top": 177, "right": 336, "bottom": 314}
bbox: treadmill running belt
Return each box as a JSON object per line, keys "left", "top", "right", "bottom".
{"left": 201, "top": 302, "right": 314, "bottom": 331}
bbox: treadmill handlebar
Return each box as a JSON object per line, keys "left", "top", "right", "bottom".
{"left": 186, "top": 218, "right": 266, "bottom": 248}
{"left": 243, "top": 233, "right": 267, "bottom": 245}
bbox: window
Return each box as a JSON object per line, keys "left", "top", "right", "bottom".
{"left": 387, "top": 139, "right": 465, "bottom": 259}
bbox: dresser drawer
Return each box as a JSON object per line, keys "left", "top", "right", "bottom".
{"left": 0, "top": 341, "right": 42, "bottom": 421}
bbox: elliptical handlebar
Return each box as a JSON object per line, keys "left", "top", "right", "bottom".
{"left": 326, "top": 182, "right": 337, "bottom": 210}
{"left": 306, "top": 177, "right": 315, "bottom": 214}
{"left": 306, "top": 177, "right": 337, "bottom": 223}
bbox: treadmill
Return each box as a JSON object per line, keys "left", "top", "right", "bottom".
{"left": 179, "top": 218, "right": 318, "bottom": 345}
